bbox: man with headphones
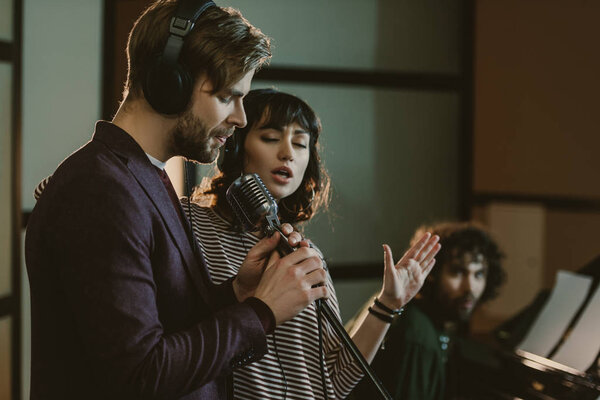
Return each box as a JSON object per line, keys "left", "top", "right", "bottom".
{"left": 25, "top": 1, "right": 329, "bottom": 399}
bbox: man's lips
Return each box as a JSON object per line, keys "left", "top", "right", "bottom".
{"left": 460, "top": 300, "right": 474, "bottom": 309}
{"left": 456, "top": 296, "right": 476, "bottom": 309}
{"left": 214, "top": 134, "right": 232, "bottom": 145}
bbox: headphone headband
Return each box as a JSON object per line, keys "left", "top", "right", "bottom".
{"left": 171, "top": 0, "right": 216, "bottom": 35}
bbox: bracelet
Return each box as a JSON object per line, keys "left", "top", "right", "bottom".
{"left": 368, "top": 306, "right": 394, "bottom": 323}
{"left": 374, "top": 298, "right": 404, "bottom": 315}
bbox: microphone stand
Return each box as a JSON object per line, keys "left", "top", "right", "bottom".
{"left": 316, "top": 299, "right": 392, "bottom": 400}
{"left": 272, "top": 227, "right": 393, "bottom": 400}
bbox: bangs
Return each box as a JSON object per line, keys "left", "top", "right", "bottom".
{"left": 244, "top": 89, "right": 321, "bottom": 138}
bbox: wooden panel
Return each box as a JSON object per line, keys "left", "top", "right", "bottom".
{"left": 544, "top": 210, "right": 600, "bottom": 287}
{"left": 478, "top": 203, "right": 546, "bottom": 323}
{"left": 474, "top": 0, "right": 600, "bottom": 199}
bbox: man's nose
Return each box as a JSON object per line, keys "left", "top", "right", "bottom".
{"left": 461, "top": 276, "right": 473, "bottom": 292}
{"left": 228, "top": 101, "right": 247, "bottom": 128}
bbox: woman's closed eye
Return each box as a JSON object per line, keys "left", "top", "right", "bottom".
{"left": 293, "top": 142, "right": 308, "bottom": 149}
{"left": 259, "top": 131, "right": 309, "bottom": 149}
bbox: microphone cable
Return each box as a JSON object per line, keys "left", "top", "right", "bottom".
{"left": 317, "top": 299, "right": 329, "bottom": 400}
{"left": 183, "top": 161, "right": 199, "bottom": 259}
{"left": 272, "top": 329, "right": 288, "bottom": 400}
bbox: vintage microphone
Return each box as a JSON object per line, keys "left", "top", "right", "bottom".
{"left": 227, "top": 173, "right": 393, "bottom": 400}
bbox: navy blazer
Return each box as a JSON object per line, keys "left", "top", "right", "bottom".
{"left": 25, "top": 121, "right": 267, "bottom": 399}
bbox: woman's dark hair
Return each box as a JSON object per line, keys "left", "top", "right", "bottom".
{"left": 412, "top": 221, "right": 506, "bottom": 303}
{"left": 192, "top": 88, "right": 331, "bottom": 225}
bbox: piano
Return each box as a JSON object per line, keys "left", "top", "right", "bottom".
{"left": 457, "top": 255, "right": 600, "bottom": 400}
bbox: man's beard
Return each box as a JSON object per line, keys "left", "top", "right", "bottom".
{"left": 170, "top": 109, "right": 233, "bottom": 164}
{"left": 443, "top": 293, "right": 478, "bottom": 322}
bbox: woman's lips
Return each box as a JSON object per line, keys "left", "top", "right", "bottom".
{"left": 271, "top": 171, "right": 291, "bottom": 184}
{"left": 270, "top": 167, "right": 293, "bottom": 184}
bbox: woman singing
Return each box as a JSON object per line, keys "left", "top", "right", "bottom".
{"left": 184, "top": 88, "right": 440, "bottom": 399}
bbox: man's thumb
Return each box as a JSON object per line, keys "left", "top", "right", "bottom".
{"left": 248, "top": 231, "right": 281, "bottom": 260}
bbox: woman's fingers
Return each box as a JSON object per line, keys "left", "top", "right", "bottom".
{"left": 401, "top": 232, "right": 431, "bottom": 262}
{"left": 420, "top": 242, "right": 441, "bottom": 270}
{"left": 416, "top": 235, "right": 440, "bottom": 264}
{"left": 424, "top": 257, "right": 437, "bottom": 276}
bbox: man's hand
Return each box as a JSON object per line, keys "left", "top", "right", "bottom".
{"left": 253, "top": 246, "right": 328, "bottom": 325}
{"left": 378, "top": 232, "right": 441, "bottom": 310}
{"left": 233, "top": 223, "right": 310, "bottom": 302}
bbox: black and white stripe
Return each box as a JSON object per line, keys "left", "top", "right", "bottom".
{"left": 184, "top": 202, "right": 363, "bottom": 399}
{"left": 34, "top": 175, "right": 52, "bottom": 201}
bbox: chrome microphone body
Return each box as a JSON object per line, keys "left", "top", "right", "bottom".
{"left": 226, "top": 173, "right": 294, "bottom": 255}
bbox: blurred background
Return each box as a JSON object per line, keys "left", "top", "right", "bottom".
{"left": 1, "top": 0, "right": 600, "bottom": 398}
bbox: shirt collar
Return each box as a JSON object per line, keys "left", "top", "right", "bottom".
{"left": 146, "top": 153, "right": 167, "bottom": 170}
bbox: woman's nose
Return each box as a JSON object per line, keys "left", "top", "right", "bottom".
{"left": 278, "top": 141, "right": 294, "bottom": 161}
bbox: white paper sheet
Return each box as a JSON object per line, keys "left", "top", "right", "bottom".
{"left": 518, "top": 270, "right": 592, "bottom": 357}
{"left": 551, "top": 284, "right": 600, "bottom": 371}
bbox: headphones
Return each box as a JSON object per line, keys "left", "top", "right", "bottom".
{"left": 218, "top": 131, "right": 244, "bottom": 173}
{"left": 143, "top": 0, "right": 216, "bottom": 115}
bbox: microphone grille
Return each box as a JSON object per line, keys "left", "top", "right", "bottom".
{"left": 226, "top": 174, "right": 277, "bottom": 231}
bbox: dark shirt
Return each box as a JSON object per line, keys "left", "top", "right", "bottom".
{"left": 351, "top": 301, "right": 448, "bottom": 400}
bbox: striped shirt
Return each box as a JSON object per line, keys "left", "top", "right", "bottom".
{"left": 184, "top": 203, "right": 363, "bottom": 399}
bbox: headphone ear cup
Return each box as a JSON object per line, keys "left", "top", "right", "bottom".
{"left": 143, "top": 58, "right": 193, "bottom": 115}
{"left": 218, "top": 133, "right": 243, "bottom": 173}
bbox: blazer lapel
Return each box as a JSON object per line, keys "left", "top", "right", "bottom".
{"left": 130, "top": 158, "right": 214, "bottom": 306}
{"left": 93, "top": 122, "right": 213, "bottom": 307}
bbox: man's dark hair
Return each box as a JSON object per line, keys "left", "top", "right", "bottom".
{"left": 412, "top": 221, "right": 506, "bottom": 303}
{"left": 125, "top": 0, "right": 271, "bottom": 101}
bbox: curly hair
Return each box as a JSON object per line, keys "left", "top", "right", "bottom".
{"left": 192, "top": 88, "right": 331, "bottom": 226}
{"left": 412, "top": 221, "right": 506, "bottom": 304}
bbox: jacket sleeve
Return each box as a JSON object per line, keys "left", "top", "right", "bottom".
{"left": 53, "top": 174, "right": 267, "bottom": 399}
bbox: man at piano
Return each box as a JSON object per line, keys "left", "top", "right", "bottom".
{"left": 350, "top": 221, "right": 506, "bottom": 400}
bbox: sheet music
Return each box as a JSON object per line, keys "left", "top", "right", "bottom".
{"left": 518, "top": 270, "right": 592, "bottom": 357}
{"left": 551, "top": 284, "right": 600, "bottom": 371}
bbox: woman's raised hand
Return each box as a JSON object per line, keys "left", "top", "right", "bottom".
{"left": 377, "top": 232, "right": 441, "bottom": 310}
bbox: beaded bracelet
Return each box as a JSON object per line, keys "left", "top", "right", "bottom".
{"left": 368, "top": 306, "right": 394, "bottom": 324}
{"left": 374, "top": 298, "right": 404, "bottom": 316}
